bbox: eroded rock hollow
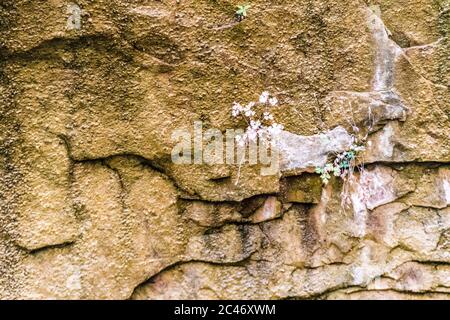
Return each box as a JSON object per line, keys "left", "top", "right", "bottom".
{"left": 0, "top": 0, "right": 449, "bottom": 299}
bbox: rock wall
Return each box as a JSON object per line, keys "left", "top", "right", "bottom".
{"left": 0, "top": 0, "right": 449, "bottom": 299}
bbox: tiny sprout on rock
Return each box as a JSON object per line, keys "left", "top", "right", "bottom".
{"left": 235, "top": 4, "right": 251, "bottom": 22}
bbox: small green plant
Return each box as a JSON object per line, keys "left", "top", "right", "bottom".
{"left": 315, "top": 144, "right": 365, "bottom": 185}
{"left": 235, "top": 4, "right": 251, "bottom": 22}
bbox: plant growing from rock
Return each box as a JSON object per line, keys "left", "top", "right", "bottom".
{"left": 231, "top": 91, "right": 368, "bottom": 194}
{"left": 315, "top": 143, "right": 365, "bottom": 185}
{"left": 235, "top": 4, "right": 251, "bottom": 22}
{"left": 231, "top": 91, "right": 283, "bottom": 185}
{"left": 231, "top": 91, "right": 283, "bottom": 147}
{"left": 314, "top": 140, "right": 367, "bottom": 211}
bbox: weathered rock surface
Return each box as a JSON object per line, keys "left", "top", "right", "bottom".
{"left": 0, "top": 0, "right": 448, "bottom": 300}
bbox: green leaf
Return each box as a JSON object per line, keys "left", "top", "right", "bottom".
{"left": 236, "top": 4, "right": 250, "bottom": 16}
{"left": 333, "top": 167, "right": 340, "bottom": 176}
{"left": 340, "top": 161, "right": 349, "bottom": 169}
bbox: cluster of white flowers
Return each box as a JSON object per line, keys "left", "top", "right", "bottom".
{"left": 232, "top": 91, "right": 284, "bottom": 147}
{"left": 259, "top": 91, "right": 278, "bottom": 106}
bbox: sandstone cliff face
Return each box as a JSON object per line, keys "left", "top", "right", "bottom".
{"left": 0, "top": 0, "right": 449, "bottom": 300}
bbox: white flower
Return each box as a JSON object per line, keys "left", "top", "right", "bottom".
{"left": 263, "top": 112, "right": 274, "bottom": 121}
{"left": 243, "top": 102, "right": 256, "bottom": 117}
{"left": 232, "top": 102, "right": 242, "bottom": 117}
{"left": 244, "top": 109, "right": 255, "bottom": 117}
{"left": 259, "top": 91, "right": 269, "bottom": 104}
{"left": 250, "top": 120, "right": 261, "bottom": 130}
{"left": 269, "top": 97, "right": 278, "bottom": 106}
